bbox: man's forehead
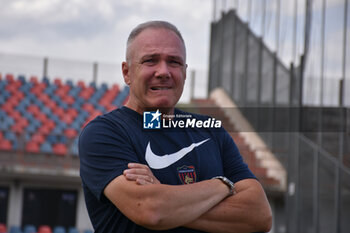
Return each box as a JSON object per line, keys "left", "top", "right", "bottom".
{"left": 131, "top": 28, "right": 186, "bottom": 59}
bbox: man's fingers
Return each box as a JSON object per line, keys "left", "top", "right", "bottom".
{"left": 128, "top": 163, "right": 150, "bottom": 170}
{"left": 125, "top": 163, "right": 160, "bottom": 184}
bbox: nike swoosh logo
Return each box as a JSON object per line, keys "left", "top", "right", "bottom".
{"left": 145, "top": 138, "right": 210, "bottom": 169}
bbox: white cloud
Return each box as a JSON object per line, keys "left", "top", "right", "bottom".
{"left": 0, "top": 0, "right": 212, "bottom": 71}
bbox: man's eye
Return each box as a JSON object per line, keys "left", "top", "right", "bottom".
{"left": 169, "top": 60, "right": 182, "bottom": 66}
{"left": 142, "top": 59, "right": 156, "bottom": 65}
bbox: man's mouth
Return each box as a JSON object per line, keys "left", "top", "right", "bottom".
{"left": 150, "top": 87, "right": 171, "bottom": 90}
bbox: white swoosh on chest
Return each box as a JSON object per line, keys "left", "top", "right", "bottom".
{"left": 145, "top": 138, "right": 210, "bottom": 169}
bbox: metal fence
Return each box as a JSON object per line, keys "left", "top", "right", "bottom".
{"left": 212, "top": 0, "right": 350, "bottom": 107}
{"left": 208, "top": 9, "right": 350, "bottom": 233}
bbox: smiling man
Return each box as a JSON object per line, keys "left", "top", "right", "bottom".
{"left": 79, "top": 21, "right": 272, "bottom": 233}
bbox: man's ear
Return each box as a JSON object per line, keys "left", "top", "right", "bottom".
{"left": 122, "top": 62, "right": 131, "bottom": 85}
{"left": 183, "top": 64, "right": 188, "bottom": 81}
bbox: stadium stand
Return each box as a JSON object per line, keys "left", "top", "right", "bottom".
{"left": 0, "top": 73, "right": 129, "bottom": 231}
{"left": 0, "top": 73, "right": 129, "bottom": 155}
{"left": 0, "top": 72, "right": 284, "bottom": 231}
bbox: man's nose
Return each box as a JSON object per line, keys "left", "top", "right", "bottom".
{"left": 155, "top": 61, "right": 170, "bottom": 79}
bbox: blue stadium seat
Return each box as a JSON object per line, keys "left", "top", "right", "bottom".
{"left": 68, "top": 86, "right": 80, "bottom": 98}
{"left": 41, "top": 106, "right": 53, "bottom": 117}
{"left": 19, "top": 82, "right": 33, "bottom": 94}
{"left": 67, "top": 227, "right": 78, "bottom": 233}
{"left": 44, "top": 84, "right": 57, "bottom": 97}
{"left": 0, "top": 117, "right": 13, "bottom": 131}
{"left": 0, "top": 89, "right": 10, "bottom": 99}
{"left": 53, "top": 226, "right": 66, "bottom": 233}
{"left": 113, "top": 87, "right": 129, "bottom": 107}
{"left": 40, "top": 141, "right": 53, "bottom": 154}
{"left": 47, "top": 134, "right": 58, "bottom": 144}
{"left": 70, "top": 138, "right": 79, "bottom": 156}
{"left": 22, "top": 132, "right": 31, "bottom": 143}
{"left": 26, "top": 124, "right": 36, "bottom": 134}
{"left": 42, "top": 76, "right": 50, "bottom": 85}
{"left": 24, "top": 225, "right": 36, "bottom": 233}
{"left": 4, "top": 131, "right": 16, "bottom": 142}
{"left": 0, "top": 96, "right": 6, "bottom": 105}
{"left": 18, "top": 75, "right": 26, "bottom": 84}
{"left": 50, "top": 114, "right": 61, "bottom": 124}
{"left": 83, "top": 230, "right": 93, "bottom": 233}
{"left": 9, "top": 226, "right": 22, "bottom": 233}
{"left": 57, "top": 135, "right": 67, "bottom": 144}
{"left": 66, "top": 79, "right": 73, "bottom": 87}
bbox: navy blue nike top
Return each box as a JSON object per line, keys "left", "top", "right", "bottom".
{"left": 79, "top": 106, "right": 256, "bottom": 233}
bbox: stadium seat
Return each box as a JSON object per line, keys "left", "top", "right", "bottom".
{"left": 0, "top": 223, "right": 6, "bottom": 233}
{"left": 67, "top": 227, "right": 78, "bottom": 233}
{"left": 64, "top": 128, "right": 77, "bottom": 139}
{"left": 54, "top": 78, "right": 62, "bottom": 87}
{"left": 38, "top": 124, "right": 51, "bottom": 135}
{"left": 53, "top": 226, "right": 65, "bottom": 233}
{"left": 38, "top": 225, "right": 52, "bottom": 233}
{"left": 40, "top": 141, "right": 53, "bottom": 154}
{"left": 9, "top": 226, "right": 22, "bottom": 233}
{"left": 31, "top": 132, "right": 45, "bottom": 143}
{"left": 53, "top": 143, "right": 67, "bottom": 156}
{"left": 25, "top": 141, "right": 40, "bottom": 153}
{"left": 4, "top": 131, "right": 16, "bottom": 142}
{"left": 11, "top": 123, "right": 24, "bottom": 134}
{"left": 23, "top": 225, "right": 36, "bottom": 233}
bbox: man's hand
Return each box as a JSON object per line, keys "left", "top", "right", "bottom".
{"left": 122, "top": 163, "right": 272, "bottom": 233}
{"left": 123, "top": 163, "right": 160, "bottom": 185}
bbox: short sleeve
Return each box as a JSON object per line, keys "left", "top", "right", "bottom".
{"left": 79, "top": 116, "right": 138, "bottom": 202}
{"left": 220, "top": 129, "right": 257, "bottom": 183}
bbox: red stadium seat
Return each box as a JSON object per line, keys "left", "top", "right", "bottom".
{"left": 0, "top": 139, "right": 12, "bottom": 151}
{"left": 11, "top": 124, "right": 24, "bottom": 134}
{"left": 38, "top": 225, "right": 52, "bottom": 233}
{"left": 46, "top": 99, "right": 58, "bottom": 111}
{"left": 67, "top": 108, "right": 78, "bottom": 118}
{"left": 77, "top": 80, "right": 86, "bottom": 89}
{"left": 36, "top": 112, "right": 48, "bottom": 124}
{"left": 82, "top": 110, "right": 102, "bottom": 128}
{"left": 38, "top": 125, "right": 51, "bottom": 135}
{"left": 53, "top": 107, "right": 65, "bottom": 119}
{"left": 38, "top": 93, "right": 51, "bottom": 105}
{"left": 54, "top": 78, "right": 62, "bottom": 87}
{"left": 53, "top": 143, "right": 67, "bottom": 156}
{"left": 27, "top": 105, "right": 41, "bottom": 117}
{"left": 64, "top": 128, "right": 77, "bottom": 139}
{"left": 6, "top": 73, "right": 14, "bottom": 82}
{"left": 45, "top": 119, "right": 56, "bottom": 130}
{"left": 61, "top": 114, "right": 73, "bottom": 125}
{"left": 63, "top": 95, "right": 75, "bottom": 105}
{"left": 26, "top": 141, "right": 40, "bottom": 153}
{"left": 0, "top": 223, "right": 7, "bottom": 233}
{"left": 82, "top": 103, "right": 95, "bottom": 114}
{"left": 30, "top": 76, "right": 39, "bottom": 84}
{"left": 32, "top": 133, "right": 45, "bottom": 144}
{"left": 9, "top": 112, "right": 23, "bottom": 126}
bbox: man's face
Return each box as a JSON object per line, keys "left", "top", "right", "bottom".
{"left": 122, "top": 28, "right": 187, "bottom": 114}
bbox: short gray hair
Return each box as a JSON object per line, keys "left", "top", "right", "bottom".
{"left": 126, "top": 21, "right": 186, "bottom": 62}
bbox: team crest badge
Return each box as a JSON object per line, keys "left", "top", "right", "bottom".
{"left": 177, "top": 165, "right": 197, "bottom": 184}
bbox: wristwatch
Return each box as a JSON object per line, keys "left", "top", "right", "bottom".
{"left": 212, "top": 176, "right": 236, "bottom": 195}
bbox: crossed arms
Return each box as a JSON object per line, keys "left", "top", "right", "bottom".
{"left": 104, "top": 163, "right": 272, "bottom": 233}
